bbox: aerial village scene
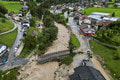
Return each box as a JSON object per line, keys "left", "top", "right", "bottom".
{"left": 0, "top": 0, "right": 120, "bottom": 80}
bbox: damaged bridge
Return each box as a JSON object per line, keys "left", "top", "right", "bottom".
{"left": 37, "top": 50, "right": 70, "bottom": 64}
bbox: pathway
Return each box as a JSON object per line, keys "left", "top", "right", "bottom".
{"left": 0, "top": 15, "right": 17, "bottom": 35}
{"left": 91, "top": 56, "right": 111, "bottom": 80}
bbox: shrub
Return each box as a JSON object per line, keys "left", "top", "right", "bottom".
{"left": 0, "top": 12, "right": 5, "bottom": 18}
{"left": 0, "top": 5, "right": 8, "bottom": 14}
{"left": 1, "top": 18, "right": 6, "bottom": 23}
{"left": 30, "top": 18, "right": 36, "bottom": 27}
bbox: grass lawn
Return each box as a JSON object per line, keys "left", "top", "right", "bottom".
{"left": 60, "top": 52, "right": 76, "bottom": 65}
{"left": 0, "top": 29, "right": 17, "bottom": 47}
{"left": 90, "top": 40, "right": 120, "bottom": 79}
{"left": 0, "top": 18, "right": 14, "bottom": 33}
{"left": 0, "top": 1, "right": 22, "bottom": 13}
{"left": 70, "top": 33, "right": 80, "bottom": 48}
{"left": 59, "top": 14, "right": 65, "bottom": 18}
{"left": 20, "top": 46, "right": 33, "bottom": 58}
{"left": 81, "top": 7, "right": 120, "bottom": 17}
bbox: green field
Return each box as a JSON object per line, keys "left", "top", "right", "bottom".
{"left": 0, "top": 18, "right": 14, "bottom": 33}
{"left": 60, "top": 52, "right": 76, "bottom": 65}
{"left": 70, "top": 33, "right": 80, "bottom": 48}
{"left": 90, "top": 40, "right": 120, "bottom": 79}
{"left": 0, "top": 1, "right": 22, "bottom": 13}
{"left": 0, "top": 29, "right": 17, "bottom": 47}
{"left": 20, "top": 46, "right": 33, "bottom": 58}
{"left": 81, "top": 7, "right": 120, "bottom": 17}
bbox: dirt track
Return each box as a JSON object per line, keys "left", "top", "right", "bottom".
{"left": 91, "top": 56, "right": 111, "bottom": 80}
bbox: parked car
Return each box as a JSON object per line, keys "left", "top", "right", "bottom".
{"left": 87, "top": 50, "right": 92, "bottom": 58}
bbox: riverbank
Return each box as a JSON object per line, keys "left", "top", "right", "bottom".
{"left": 17, "top": 23, "right": 70, "bottom": 80}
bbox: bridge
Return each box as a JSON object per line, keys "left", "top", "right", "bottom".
{"left": 37, "top": 50, "right": 70, "bottom": 64}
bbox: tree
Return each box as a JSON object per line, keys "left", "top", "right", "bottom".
{"left": 37, "top": 34, "right": 47, "bottom": 52}
{"left": 43, "top": 26, "right": 58, "bottom": 42}
{"left": 52, "top": 14, "right": 67, "bottom": 25}
{"left": 30, "top": 6, "right": 38, "bottom": 17}
{"left": 24, "top": 35, "right": 38, "bottom": 49}
{"left": 40, "top": 0, "right": 52, "bottom": 9}
{"left": 43, "top": 15, "right": 54, "bottom": 28}
{"left": 30, "top": 18, "right": 35, "bottom": 27}
{"left": 36, "top": 6, "right": 43, "bottom": 19}
{"left": 0, "top": 5, "right": 8, "bottom": 14}
{"left": 26, "top": 1, "right": 43, "bottom": 19}
{"left": 112, "top": 12, "right": 115, "bottom": 17}
{"left": 27, "top": 1, "right": 37, "bottom": 9}
{"left": 0, "top": 70, "right": 3, "bottom": 79}
{"left": 38, "top": 42, "right": 46, "bottom": 51}
{"left": 36, "top": 0, "right": 43, "bottom": 2}
{"left": 0, "top": 12, "right": 5, "bottom": 18}
{"left": 1, "top": 18, "right": 6, "bottom": 23}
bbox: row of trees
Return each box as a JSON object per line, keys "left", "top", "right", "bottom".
{"left": 24, "top": 0, "right": 58, "bottom": 55}
{"left": 95, "top": 21, "right": 120, "bottom": 46}
{"left": 52, "top": 14, "right": 68, "bottom": 26}
{"left": 37, "top": 14, "right": 58, "bottom": 54}
{"left": 95, "top": 21, "right": 120, "bottom": 60}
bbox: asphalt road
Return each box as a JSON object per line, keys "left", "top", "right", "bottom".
{"left": 68, "top": 17, "right": 90, "bottom": 52}
{"left": 0, "top": 10, "right": 31, "bottom": 71}
{"left": 0, "top": 15, "right": 27, "bottom": 70}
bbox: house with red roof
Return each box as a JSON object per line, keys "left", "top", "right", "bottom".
{"left": 79, "top": 16, "right": 98, "bottom": 36}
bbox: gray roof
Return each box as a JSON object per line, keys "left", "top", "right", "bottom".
{"left": 70, "top": 66, "right": 105, "bottom": 80}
